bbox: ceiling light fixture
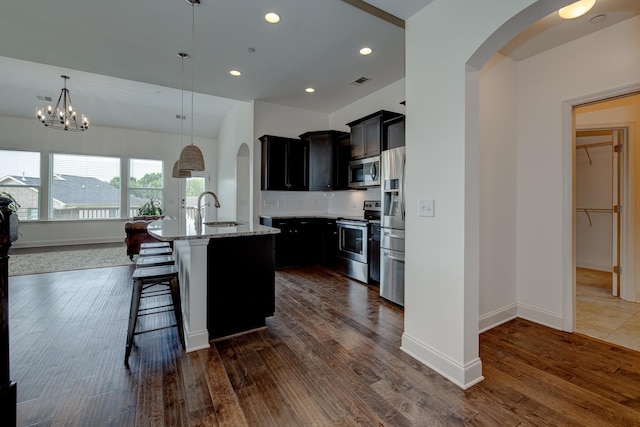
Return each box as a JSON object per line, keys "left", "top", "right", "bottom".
{"left": 359, "top": 47, "right": 372, "bottom": 56}
{"left": 305, "top": 87, "right": 315, "bottom": 93}
{"left": 558, "top": 0, "right": 596, "bottom": 19}
{"left": 229, "top": 70, "right": 242, "bottom": 77}
{"left": 36, "top": 75, "right": 89, "bottom": 131}
{"left": 179, "top": 0, "right": 205, "bottom": 172}
{"left": 264, "top": 12, "right": 280, "bottom": 24}
{"left": 172, "top": 52, "right": 191, "bottom": 178}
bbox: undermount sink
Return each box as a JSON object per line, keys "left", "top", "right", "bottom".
{"left": 203, "top": 221, "right": 241, "bottom": 227}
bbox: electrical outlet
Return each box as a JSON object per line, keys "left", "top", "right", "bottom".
{"left": 419, "top": 199, "right": 434, "bottom": 217}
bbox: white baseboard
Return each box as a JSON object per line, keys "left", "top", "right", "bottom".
{"left": 184, "top": 329, "right": 210, "bottom": 353}
{"left": 517, "top": 303, "right": 563, "bottom": 330}
{"left": 479, "top": 304, "right": 518, "bottom": 333}
{"left": 11, "top": 236, "right": 123, "bottom": 249}
{"left": 400, "top": 333, "right": 484, "bottom": 390}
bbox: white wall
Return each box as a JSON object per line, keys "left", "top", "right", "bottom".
{"left": 478, "top": 53, "right": 518, "bottom": 331}
{"left": 217, "top": 100, "right": 254, "bottom": 221}
{"left": 403, "top": 0, "right": 569, "bottom": 389}
{"left": 515, "top": 15, "right": 640, "bottom": 324}
{"left": 0, "top": 115, "right": 216, "bottom": 247}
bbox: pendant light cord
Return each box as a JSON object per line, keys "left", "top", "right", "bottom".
{"left": 191, "top": 1, "right": 195, "bottom": 147}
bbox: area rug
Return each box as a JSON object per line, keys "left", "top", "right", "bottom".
{"left": 8, "top": 245, "right": 133, "bottom": 276}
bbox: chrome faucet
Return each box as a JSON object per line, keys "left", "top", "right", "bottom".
{"left": 195, "top": 191, "right": 221, "bottom": 230}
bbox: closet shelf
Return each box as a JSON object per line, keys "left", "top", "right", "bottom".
{"left": 576, "top": 141, "right": 613, "bottom": 165}
{"left": 576, "top": 207, "right": 613, "bottom": 227}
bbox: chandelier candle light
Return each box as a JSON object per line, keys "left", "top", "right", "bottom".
{"left": 178, "top": 0, "right": 205, "bottom": 172}
{"left": 36, "top": 75, "right": 89, "bottom": 131}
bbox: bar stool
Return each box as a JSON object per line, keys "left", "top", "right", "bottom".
{"left": 139, "top": 246, "right": 173, "bottom": 257}
{"left": 124, "top": 264, "right": 185, "bottom": 367}
{"left": 136, "top": 254, "right": 175, "bottom": 268}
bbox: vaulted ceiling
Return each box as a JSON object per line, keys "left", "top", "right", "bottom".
{"left": 0, "top": 0, "right": 637, "bottom": 137}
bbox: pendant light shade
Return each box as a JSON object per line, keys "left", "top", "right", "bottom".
{"left": 178, "top": 144, "right": 205, "bottom": 171}
{"left": 172, "top": 160, "right": 191, "bottom": 178}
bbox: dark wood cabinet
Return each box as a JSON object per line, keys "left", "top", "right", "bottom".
{"left": 346, "top": 110, "right": 404, "bottom": 159}
{"left": 384, "top": 115, "right": 405, "bottom": 150}
{"left": 299, "top": 130, "right": 350, "bottom": 191}
{"left": 260, "top": 217, "right": 337, "bottom": 269}
{"left": 260, "top": 135, "right": 308, "bottom": 191}
{"left": 207, "top": 234, "right": 275, "bottom": 340}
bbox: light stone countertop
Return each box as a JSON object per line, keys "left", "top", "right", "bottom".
{"left": 147, "top": 218, "right": 280, "bottom": 242}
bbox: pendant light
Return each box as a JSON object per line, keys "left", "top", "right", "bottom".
{"left": 178, "top": 0, "right": 205, "bottom": 172}
{"left": 172, "top": 52, "right": 191, "bottom": 178}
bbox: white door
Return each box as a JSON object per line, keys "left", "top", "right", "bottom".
{"left": 180, "top": 172, "right": 209, "bottom": 228}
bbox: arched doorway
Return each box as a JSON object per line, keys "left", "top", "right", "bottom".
{"left": 236, "top": 143, "right": 250, "bottom": 223}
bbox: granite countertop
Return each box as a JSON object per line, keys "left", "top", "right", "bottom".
{"left": 147, "top": 218, "right": 280, "bottom": 241}
{"left": 259, "top": 214, "right": 342, "bottom": 220}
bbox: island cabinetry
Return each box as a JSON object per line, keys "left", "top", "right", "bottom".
{"left": 347, "top": 110, "right": 404, "bottom": 160}
{"left": 260, "top": 135, "right": 308, "bottom": 191}
{"left": 299, "top": 130, "right": 350, "bottom": 191}
{"left": 207, "top": 234, "right": 275, "bottom": 340}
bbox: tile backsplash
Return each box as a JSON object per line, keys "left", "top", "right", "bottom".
{"left": 260, "top": 187, "right": 380, "bottom": 217}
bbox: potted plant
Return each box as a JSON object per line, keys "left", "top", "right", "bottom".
{"left": 0, "top": 191, "right": 20, "bottom": 242}
{"left": 138, "top": 197, "right": 164, "bottom": 217}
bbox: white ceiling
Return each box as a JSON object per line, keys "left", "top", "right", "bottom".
{"left": 0, "top": 0, "right": 637, "bottom": 138}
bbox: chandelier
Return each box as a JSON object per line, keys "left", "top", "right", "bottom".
{"left": 36, "top": 75, "right": 89, "bottom": 132}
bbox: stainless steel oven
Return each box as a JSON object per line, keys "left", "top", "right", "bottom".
{"left": 335, "top": 219, "right": 368, "bottom": 282}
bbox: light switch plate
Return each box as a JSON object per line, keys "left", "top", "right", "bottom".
{"left": 419, "top": 199, "right": 434, "bottom": 217}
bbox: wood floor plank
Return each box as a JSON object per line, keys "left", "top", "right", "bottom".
{"left": 7, "top": 261, "right": 640, "bottom": 426}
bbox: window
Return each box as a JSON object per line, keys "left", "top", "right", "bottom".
{"left": 0, "top": 150, "right": 41, "bottom": 221}
{"left": 50, "top": 153, "right": 121, "bottom": 220}
{"left": 129, "top": 158, "right": 164, "bottom": 217}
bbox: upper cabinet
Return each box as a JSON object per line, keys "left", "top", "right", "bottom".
{"left": 347, "top": 110, "right": 404, "bottom": 160}
{"left": 383, "top": 115, "right": 405, "bottom": 150}
{"left": 260, "top": 135, "right": 309, "bottom": 191}
{"left": 299, "top": 130, "right": 350, "bottom": 191}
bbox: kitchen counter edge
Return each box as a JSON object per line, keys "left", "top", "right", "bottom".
{"left": 147, "top": 219, "right": 280, "bottom": 242}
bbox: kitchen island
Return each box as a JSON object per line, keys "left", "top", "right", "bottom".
{"left": 148, "top": 219, "right": 280, "bottom": 351}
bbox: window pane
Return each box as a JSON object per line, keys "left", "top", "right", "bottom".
{"left": 50, "top": 153, "right": 121, "bottom": 220}
{"left": 0, "top": 150, "right": 40, "bottom": 221}
{"left": 129, "top": 158, "right": 164, "bottom": 217}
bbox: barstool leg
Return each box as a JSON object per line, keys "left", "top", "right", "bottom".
{"left": 125, "top": 278, "right": 143, "bottom": 367}
{"left": 169, "top": 276, "right": 186, "bottom": 349}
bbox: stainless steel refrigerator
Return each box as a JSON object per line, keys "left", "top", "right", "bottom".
{"left": 380, "top": 147, "right": 405, "bottom": 306}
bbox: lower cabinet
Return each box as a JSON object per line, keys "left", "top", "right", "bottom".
{"left": 207, "top": 234, "right": 275, "bottom": 340}
{"left": 260, "top": 217, "right": 337, "bottom": 269}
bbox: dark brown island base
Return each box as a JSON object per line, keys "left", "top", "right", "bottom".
{"left": 207, "top": 234, "right": 275, "bottom": 340}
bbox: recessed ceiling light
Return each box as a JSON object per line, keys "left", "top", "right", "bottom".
{"left": 229, "top": 70, "right": 242, "bottom": 77}
{"left": 265, "top": 12, "right": 280, "bottom": 24}
{"left": 558, "top": 0, "right": 596, "bottom": 20}
{"left": 359, "top": 47, "right": 372, "bottom": 56}
{"left": 305, "top": 87, "right": 315, "bottom": 93}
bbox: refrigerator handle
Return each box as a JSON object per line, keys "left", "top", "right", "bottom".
{"left": 401, "top": 152, "right": 406, "bottom": 221}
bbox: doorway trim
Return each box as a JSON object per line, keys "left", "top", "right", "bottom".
{"left": 563, "top": 84, "right": 640, "bottom": 332}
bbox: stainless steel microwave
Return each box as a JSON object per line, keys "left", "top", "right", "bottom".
{"left": 348, "top": 156, "right": 380, "bottom": 188}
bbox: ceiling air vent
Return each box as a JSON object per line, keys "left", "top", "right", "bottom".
{"left": 350, "top": 76, "right": 370, "bottom": 86}
{"left": 37, "top": 96, "right": 53, "bottom": 102}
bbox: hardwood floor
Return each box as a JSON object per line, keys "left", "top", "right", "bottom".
{"left": 8, "top": 264, "right": 640, "bottom": 426}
